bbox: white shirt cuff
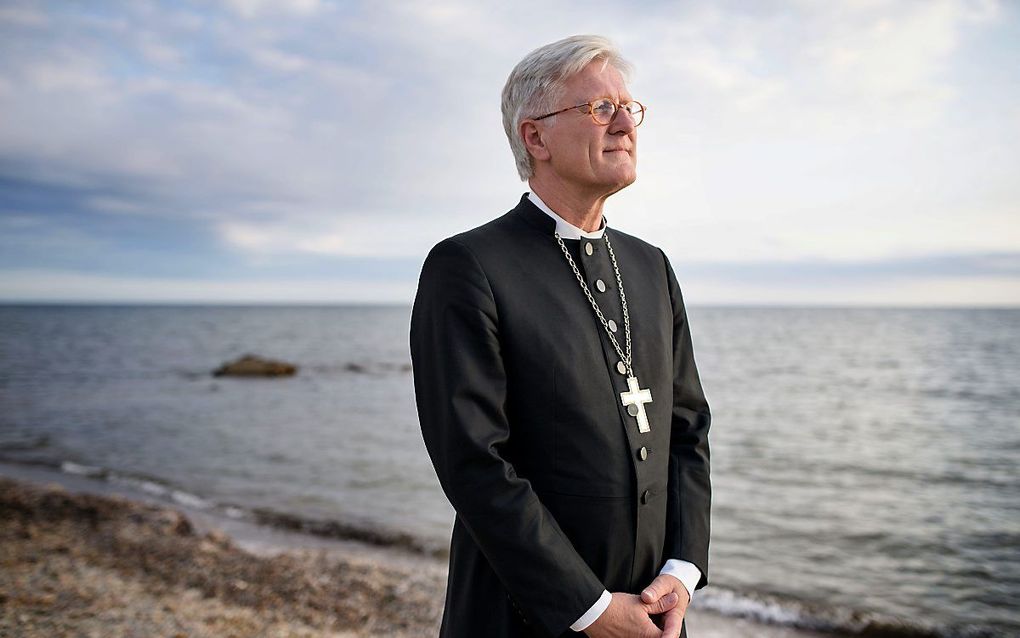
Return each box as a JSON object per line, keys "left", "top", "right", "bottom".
{"left": 659, "top": 559, "right": 702, "bottom": 601}
{"left": 570, "top": 589, "right": 612, "bottom": 632}
{"left": 568, "top": 561, "right": 700, "bottom": 632}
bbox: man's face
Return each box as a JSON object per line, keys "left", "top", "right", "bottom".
{"left": 536, "top": 61, "right": 638, "bottom": 197}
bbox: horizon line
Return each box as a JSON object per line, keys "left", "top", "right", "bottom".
{"left": 1, "top": 300, "right": 1018, "bottom": 310}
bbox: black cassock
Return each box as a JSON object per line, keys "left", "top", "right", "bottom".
{"left": 410, "top": 194, "right": 711, "bottom": 638}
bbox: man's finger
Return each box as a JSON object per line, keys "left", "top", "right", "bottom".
{"left": 644, "top": 591, "right": 678, "bottom": 615}
{"left": 641, "top": 574, "right": 679, "bottom": 604}
{"left": 660, "top": 608, "right": 684, "bottom": 638}
{"left": 639, "top": 615, "right": 667, "bottom": 638}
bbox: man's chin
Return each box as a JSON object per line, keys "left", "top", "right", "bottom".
{"left": 616, "top": 170, "right": 638, "bottom": 189}
{"left": 605, "top": 173, "right": 637, "bottom": 197}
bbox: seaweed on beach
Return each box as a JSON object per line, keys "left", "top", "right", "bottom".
{"left": 0, "top": 477, "right": 444, "bottom": 637}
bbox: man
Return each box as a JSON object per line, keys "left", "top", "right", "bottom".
{"left": 410, "top": 35, "right": 711, "bottom": 638}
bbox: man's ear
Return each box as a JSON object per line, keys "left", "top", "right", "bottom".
{"left": 520, "top": 120, "right": 551, "bottom": 162}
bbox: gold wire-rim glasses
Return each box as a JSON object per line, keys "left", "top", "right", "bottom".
{"left": 531, "top": 97, "right": 646, "bottom": 127}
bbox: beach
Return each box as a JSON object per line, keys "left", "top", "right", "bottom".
{"left": 0, "top": 468, "right": 843, "bottom": 638}
{"left": 0, "top": 473, "right": 445, "bottom": 637}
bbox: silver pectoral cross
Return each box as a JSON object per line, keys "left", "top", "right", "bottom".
{"left": 620, "top": 376, "right": 653, "bottom": 434}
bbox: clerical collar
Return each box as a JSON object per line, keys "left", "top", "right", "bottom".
{"left": 527, "top": 191, "right": 606, "bottom": 240}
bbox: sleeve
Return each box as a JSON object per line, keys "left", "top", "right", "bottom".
{"left": 658, "top": 559, "right": 702, "bottom": 600}
{"left": 570, "top": 589, "right": 612, "bottom": 632}
{"left": 410, "top": 238, "right": 607, "bottom": 636}
{"left": 660, "top": 249, "right": 712, "bottom": 591}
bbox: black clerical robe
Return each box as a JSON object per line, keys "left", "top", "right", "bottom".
{"left": 410, "top": 194, "right": 711, "bottom": 638}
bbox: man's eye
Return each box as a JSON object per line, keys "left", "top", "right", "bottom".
{"left": 593, "top": 101, "right": 615, "bottom": 115}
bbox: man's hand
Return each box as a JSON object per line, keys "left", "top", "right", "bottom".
{"left": 583, "top": 591, "right": 679, "bottom": 638}
{"left": 640, "top": 574, "right": 690, "bottom": 638}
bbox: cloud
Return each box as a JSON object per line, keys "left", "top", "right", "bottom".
{"left": 0, "top": 0, "right": 1016, "bottom": 304}
{"left": 0, "top": 5, "right": 48, "bottom": 27}
{"left": 681, "top": 274, "right": 1020, "bottom": 307}
{"left": 677, "top": 251, "right": 1020, "bottom": 282}
{"left": 217, "top": 213, "right": 438, "bottom": 258}
{"left": 221, "top": 0, "right": 322, "bottom": 20}
{"left": 632, "top": 0, "right": 1003, "bottom": 142}
{"left": 3, "top": 250, "right": 1017, "bottom": 305}
{"left": 0, "top": 269, "right": 414, "bottom": 304}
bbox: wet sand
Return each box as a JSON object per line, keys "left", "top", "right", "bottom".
{"left": 0, "top": 466, "right": 837, "bottom": 637}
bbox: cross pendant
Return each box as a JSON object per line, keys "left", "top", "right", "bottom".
{"left": 620, "top": 375, "right": 653, "bottom": 434}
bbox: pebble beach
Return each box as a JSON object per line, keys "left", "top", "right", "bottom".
{"left": 0, "top": 475, "right": 445, "bottom": 637}
{"left": 0, "top": 471, "right": 843, "bottom": 638}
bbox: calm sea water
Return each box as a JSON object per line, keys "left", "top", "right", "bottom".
{"left": 0, "top": 305, "right": 1016, "bottom": 637}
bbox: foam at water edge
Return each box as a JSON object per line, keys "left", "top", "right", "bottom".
{"left": 693, "top": 586, "right": 1001, "bottom": 637}
{"left": 60, "top": 461, "right": 104, "bottom": 477}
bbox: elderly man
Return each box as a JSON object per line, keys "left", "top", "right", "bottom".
{"left": 410, "top": 35, "right": 712, "bottom": 638}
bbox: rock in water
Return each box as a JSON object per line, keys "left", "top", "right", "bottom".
{"left": 213, "top": 354, "right": 297, "bottom": 377}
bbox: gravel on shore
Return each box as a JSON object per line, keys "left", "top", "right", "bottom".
{"left": 0, "top": 476, "right": 445, "bottom": 637}
{"left": 0, "top": 473, "right": 841, "bottom": 638}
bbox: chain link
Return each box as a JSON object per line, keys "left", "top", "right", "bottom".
{"left": 554, "top": 231, "right": 634, "bottom": 377}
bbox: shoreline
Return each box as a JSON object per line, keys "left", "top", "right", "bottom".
{"left": 0, "top": 459, "right": 446, "bottom": 562}
{"left": 0, "top": 461, "right": 842, "bottom": 637}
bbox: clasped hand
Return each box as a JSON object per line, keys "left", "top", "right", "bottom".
{"left": 584, "top": 574, "right": 689, "bottom": 638}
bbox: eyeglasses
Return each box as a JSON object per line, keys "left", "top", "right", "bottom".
{"left": 531, "top": 97, "right": 646, "bottom": 127}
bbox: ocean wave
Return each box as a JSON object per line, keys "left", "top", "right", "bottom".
{"left": 692, "top": 586, "right": 1004, "bottom": 637}
{"left": 248, "top": 506, "right": 446, "bottom": 558}
{"left": 61, "top": 460, "right": 106, "bottom": 477}
{"left": 0, "top": 432, "right": 50, "bottom": 451}
{"left": 821, "top": 460, "right": 1017, "bottom": 491}
{"left": 1, "top": 456, "right": 445, "bottom": 558}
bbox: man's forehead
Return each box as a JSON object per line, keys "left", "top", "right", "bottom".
{"left": 564, "top": 63, "right": 631, "bottom": 100}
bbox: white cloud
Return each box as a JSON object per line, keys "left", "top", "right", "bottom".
{"left": 0, "top": 269, "right": 414, "bottom": 303}
{"left": 0, "top": 6, "right": 48, "bottom": 27}
{"left": 24, "top": 59, "right": 109, "bottom": 93}
{"left": 681, "top": 274, "right": 1020, "bottom": 307}
{"left": 2, "top": 266, "right": 1015, "bottom": 307}
{"left": 137, "top": 34, "right": 184, "bottom": 67}
{"left": 216, "top": 205, "right": 492, "bottom": 259}
{"left": 0, "top": 1, "right": 1016, "bottom": 304}
{"left": 250, "top": 47, "right": 310, "bottom": 72}
{"left": 222, "top": 0, "right": 321, "bottom": 19}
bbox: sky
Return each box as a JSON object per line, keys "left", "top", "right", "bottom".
{"left": 0, "top": 0, "right": 1018, "bottom": 306}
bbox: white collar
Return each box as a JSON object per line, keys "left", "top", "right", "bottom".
{"left": 527, "top": 190, "right": 606, "bottom": 240}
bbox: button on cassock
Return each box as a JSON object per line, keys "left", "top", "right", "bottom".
{"left": 640, "top": 489, "right": 650, "bottom": 504}
{"left": 608, "top": 319, "right": 618, "bottom": 332}
{"left": 585, "top": 242, "right": 594, "bottom": 256}
{"left": 616, "top": 361, "right": 627, "bottom": 375}
{"left": 638, "top": 446, "right": 648, "bottom": 461}
{"left": 596, "top": 279, "right": 606, "bottom": 293}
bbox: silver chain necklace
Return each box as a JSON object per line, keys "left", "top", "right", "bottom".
{"left": 554, "top": 230, "right": 654, "bottom": 434}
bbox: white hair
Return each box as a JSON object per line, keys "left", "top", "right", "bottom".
{"left": 501, "top": 35, "right": 633, "bottom": 181}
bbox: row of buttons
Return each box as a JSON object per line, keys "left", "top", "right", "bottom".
{"left": 584, "top": 240, "right": 627, "bottom": 377}
{"left": 586, "top": 241, "right": 647, "bottom": 475}
{"left": 639, "top": 442, "right": 650, "bottom": 503}
{"left": 506, "top": 592, "right": 530, "bottom": 625}
{"left": 586, "top": 243, "right": 612, "bottom": 302}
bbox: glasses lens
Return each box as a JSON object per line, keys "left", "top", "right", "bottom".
{"left": 591, "top": 98, "right": 617, "bottom": 125}
{"left": 624, "top": 101, "right": 645, "bottom": 127}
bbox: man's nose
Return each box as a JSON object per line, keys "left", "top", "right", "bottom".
{"left": 609, "top": 107, "right": 637, "bottom": 134}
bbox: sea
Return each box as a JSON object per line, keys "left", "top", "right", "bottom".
{"left": 0, "top": 304, "right": 1016, "bottom": 637}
